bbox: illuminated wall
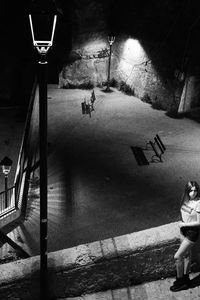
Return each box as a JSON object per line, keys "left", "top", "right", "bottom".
{"left": 59, "top": 33, "right": 177, "bottom": 111}
{"left": 59, "top": 33, "right": 109, "bottom": 87}
{"left": 113, "top": 36, "right": 175, "bottom": 108}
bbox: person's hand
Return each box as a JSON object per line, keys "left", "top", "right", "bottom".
{"left": 178, "top": 221, "right": 185, "bottom": 228}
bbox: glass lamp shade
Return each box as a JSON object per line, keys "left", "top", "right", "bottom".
{"left": 108, "top": 34, "right": 115, "bottom": 45}
{"left": 29, "top": 0, "right": 57, "bottom": 48}
{"left": 0, "top": 156, "right": 13, "bottom": 176}
{"left": 29, "top": 14, "right": 57, "bottom": 46}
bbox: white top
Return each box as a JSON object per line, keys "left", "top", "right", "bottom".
{"left": 181, "top": 199, "right": 200, "bottom": 223}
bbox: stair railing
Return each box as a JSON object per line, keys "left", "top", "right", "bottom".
{"left": 14, "top": 77, "right": 38, "bottom": 215}
{"left": 0, "top": 77, "right": 38, "bottom": 219}
{"left": 0, "top": 186, "right": 16, "bottom": 217}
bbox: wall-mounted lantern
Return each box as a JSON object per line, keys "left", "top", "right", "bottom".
{"left": 0, "top": 156, "right": 13, "bottom": 208}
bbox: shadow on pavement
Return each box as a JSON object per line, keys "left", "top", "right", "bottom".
{"left": 190, "top": 274, "right": 200, "bottom": 288}
{"left": 130, "top": 146, "right": 149, "bottom": 166}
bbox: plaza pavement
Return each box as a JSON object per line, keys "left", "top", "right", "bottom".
{"left": 58, "top": 272, "right": 200, "bottom": 300}
{"left": 1, "top": 85, "right": 200, "bottom": 298}
{"left": 44, "top": 85, "right": 200, "bottom": 252}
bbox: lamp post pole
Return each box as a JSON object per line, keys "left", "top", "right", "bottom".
{"left": 5, "top": 175, "right": 8, "bottom": 208}
{"left": 106, "top": 35, "right": 115, "bottom": 92}
{"left": 106, "top": 43, "right": 112, "bottom": 91}
{"left": 28, "top": 7, "right": 57, "bottom": 298}
{"left": 38, "top": 51, "right": 48, "bottom": 299}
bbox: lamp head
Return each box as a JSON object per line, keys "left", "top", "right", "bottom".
{"left": 28, "top": 0, "right": 57, "bottom": 54}
{"left": 0, "top": 156, "right": 13, "bottom": 176}
{"left": 108, "top": 33, "right": 115, "bottom": 45}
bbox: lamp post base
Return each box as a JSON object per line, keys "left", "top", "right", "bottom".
{"left": 103, "top": 86, "right": 114, "bottom": 93}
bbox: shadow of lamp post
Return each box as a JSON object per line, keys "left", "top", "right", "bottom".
{"left": 106, "top": 34, "right": 115, "bottom": 92}
{"left": 0, "top": 156, "right": 13, "bottom": 209}
{"left": 28, "top": 1, "right": 57, "bottom": 299}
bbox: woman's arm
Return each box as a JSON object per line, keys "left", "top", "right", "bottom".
{"left": 180, "top": 212, "right": 200, "bottom": 227}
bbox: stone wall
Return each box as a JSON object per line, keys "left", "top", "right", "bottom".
{"left": 59, "top": 32, "right": 109, "bottom": 88}
{"left": 111, "top": 36, "right": 176, "bottom": 111}
{"left": 59, "top": 33, "right": 179, "bottom": 112}
{"left": 1, "top": 222, "right": 200, "bottom": 299}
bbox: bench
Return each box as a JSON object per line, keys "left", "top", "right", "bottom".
{"left": 146, "top": 134, "right": 166, "bottom": 162}
{"left": 81, "top": 90, "right": 96, "bottom": 117}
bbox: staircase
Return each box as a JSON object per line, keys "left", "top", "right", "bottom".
{"left": 0, "top": 79, "right": 37, "bottom": 261}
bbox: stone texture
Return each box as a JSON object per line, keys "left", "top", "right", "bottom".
{"left": 114, "top": 235, "right": 131, "bottom": 255}
{"left": 59, "top": 33, "right": 109, "bottom": 88}
{"left": 59, "top": 33, "right": 177, "bottom": 111}
{"left": 100, "top": 238, "right": 116, "bottom": 258}
{"left": 112, "top": 287, "right": 130, "bottom": 300}
{"left": 87, "top": 242, "right": 103, "bottom": 262}
{"left": 0, "top": 222, "right": 190, "bottom": 299}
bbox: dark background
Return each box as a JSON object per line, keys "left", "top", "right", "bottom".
{"left": 0, "top": 0, "right": 200, "bottom": 110}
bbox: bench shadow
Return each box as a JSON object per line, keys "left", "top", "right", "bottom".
{"left": 130, "top": 146, "right": 149, "bottom": 166}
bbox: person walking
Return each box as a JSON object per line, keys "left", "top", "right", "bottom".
{"left": 170, "top": 181, "right": 200, "bottom": 292}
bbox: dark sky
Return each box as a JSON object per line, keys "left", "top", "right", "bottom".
{"left": 0, "top": 2, "right": 32, "bottom": 57}
{"left": 0, "top": 1, "right": 69, "bottom": 58}
{"left": 1, "top": 0, "right": 200, "bottom": 58}
{"left": 1, "top": 0, "right": 200, "bottom": 91}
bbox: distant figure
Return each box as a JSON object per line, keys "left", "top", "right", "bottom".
{"left": 170, "top": 181, "right": 200, "bottom": 292}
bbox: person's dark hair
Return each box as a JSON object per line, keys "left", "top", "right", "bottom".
{"left": 180, "top": 181, "right": 200, "bottom": 208}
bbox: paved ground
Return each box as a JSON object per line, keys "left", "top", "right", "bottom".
{"left": 47, "top": 85, "right": 200, "bottom": 250}
{"left": 1, "top": 86, "right": 200, "bottom": 297}
{"left": 1, "top": 85, "right": 200, "bottom": 255}
{"left": 59, "top": 273, "right": 200, "bottom": 300}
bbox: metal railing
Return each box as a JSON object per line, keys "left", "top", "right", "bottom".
{"left": 14, "top": 78, "right": 38, "bottom": 215}
{"left": 0, "top": 186, "right": 16, "bottom": 217}
{"left": 0, "top": 77, "right": 38, "bottom": 220}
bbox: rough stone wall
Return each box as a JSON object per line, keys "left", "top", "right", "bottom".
{"left": 59, "top": 32, "right": 109, "bottom": 88}
{"left": 57, "top": 0, "right": 200, "bottom": 113}
{"left": 59, "top": 33, "right": 178, "bottom": 111}
{"left": 112, "top": 36, "right": 176, "bottom": 110}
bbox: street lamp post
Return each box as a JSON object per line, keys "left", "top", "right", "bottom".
{"left": 29, "top": 2, "right": 57, "bottom": 299}
{"left": 106, "top": 34, "right": 115, "bottom": 92}
{"left": 0, "top": 156, "right": 13, "bottom": 209}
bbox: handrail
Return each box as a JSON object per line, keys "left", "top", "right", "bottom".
{"left": 0, "top": 186, "right": 16, "bottom": 217}
{"left": 0, "top": 77, "right": 38, "bottom": 220}
{"left": 14, "top": 77, "right": 38, "bottom": 214}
